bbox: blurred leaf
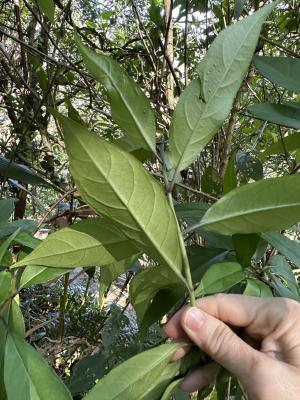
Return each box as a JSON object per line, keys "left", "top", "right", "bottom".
{"left": 232, "top": 233, "right": 260, "bottom": 267}
{"left": 34, "top": 0, "right": 55, "bottom": 23}
{"left": 248, "top": 103, "right": 300, "bottom": 129}
{"left": 243, "top": 278, "right": 272, "bottom": 297}
{"left": 0, "top": 199, "right": 15, "bottom": 224}
{"left": 76, "top": 37, "right": 156, "bottom": 153}
{"left": 236, "top": 151, "right": 263, "bottom": 180}
{"left": 253, "top": 55, "right": 300, "bottom": 92}
{"left": 195, "top": 262, "right": 245, "bottom": 296}
{"left": 263, "top": 134, "right": 300, "bottom": 156}
{"left": 223, "top": 152, "right": 237, "bottom": 194}
{"left": 20, "top": 266, "right": 69, "bottom": 288}
{"left": 0, "top": 220, "right": 36, "bottom": 239}
{"left": 0, "top": 156, "right": 49, "bottom": 187}
{"left": 201, "top": 174, "right": 300, "bottom": 235}
{"left": 234, "top": 0, "right": 244, "bottom": 18}
{"left": 0, "top": 272, "right": 12, "bottom": 304}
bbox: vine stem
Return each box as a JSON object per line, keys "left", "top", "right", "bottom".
{"left": 167, "top": 192, "right": 196, "bottom": 307}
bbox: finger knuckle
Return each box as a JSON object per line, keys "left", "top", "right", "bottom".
{"left": 209, "top": 324, "right": 235, "bottom": 359}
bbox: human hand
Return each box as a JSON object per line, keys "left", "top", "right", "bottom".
{"left": 164, "top": 294, "right": 300, "bottom": 399}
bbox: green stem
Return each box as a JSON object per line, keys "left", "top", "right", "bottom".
{"left": 167, "top": 192, "right": 196, "bottom": 307}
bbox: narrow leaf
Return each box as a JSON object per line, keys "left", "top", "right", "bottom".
{"left": 55, "top": 113, "right": 183, "bottom": 279}
{"left": 253, "top": 55, "right": 300, "bottom": 93}
{"left": 201, "top": 174, "right": 300, "bottom": 235}
{"left": 13, "top": 219, "right": 139, "bottom": 269}
{"left": 4, "top": 333, "right": 72, "bottom": 400}
{"left": 0, "top": 199, "right": 15, "bottom": 224}
{"left": 168, "top": 1, "right": 278, "bottom": 172}
{"left": 262, "top": 231, "right": 300, "bottom": 268}
{"left": 76, "top": 38, "right": 156, "bottom": 153}
{"left": 248, "top": 102, "right": 300, "bottom": 129}
{"left": 194, "top": 262, "right": 245, "bottom": 296}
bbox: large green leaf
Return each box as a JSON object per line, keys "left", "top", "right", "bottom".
{"left": 55, "top": 113, "right": 183, "bottom": 280}
{"left": 263, "top": 134, "right": 300, "bottom": 156}
{"left": 13, "top": 218, "right": 140, "bottom": 269}
{"left": 4, "top": 333, "right": 72, "bottom": 400}
{"left": 253, "top": 55, "right": 300, "bottom": 93}
{"left": 0, "top": 199, "right": 15, "bottom": 224}
{"left": 200, "top": 174, "right": 300, "bottom": 235}
{"left": 83, "top": 343, "right": 201, "bottom": 400}
{"left": 262, "top": 231, "right": 300, "bottom": 268}
{"left": 76, "top": 38, "right": 156, "bottom": 153}
{"left": 195, "top": 262, "right": 245, "bottom": 296}
{"left": 248, "top": 103, "right": 300, "bottom": 130}
{"left": 0, "top": 156, "right": 49, "bottom": 187}
{"left": 168, "top": 2, "right": 278, "bottom": 173}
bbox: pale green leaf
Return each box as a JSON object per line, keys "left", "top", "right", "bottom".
{"left": 55, "top": 113, "right": 183, "bottom": 280}
{"left": 13, "top": 218, "right": 140, "bottom": 269}
{"left": 243, "top": 278, "right": 272, "bottom": 297}
{"left": 8, "top": 299, "right": 25, "bottom": 338}
{"left": 263, "top": 134, "right": 300, "bottom": 157}
{"left": 4, "top": 333, "right": 72, "bottom": 400}
{"left": 201, "top": 174, "right": 300, "bottom": 235}
{"left": 253, "top": 55, "right": 300, "bottom": 93}
{"left": 34, "top": 0, "right": 55, "bottom": 23}
{"left": 195, "top": 262, "right": 245, "bottom": 296}
{"left": 83, "top": 343, "right": 181, "bottom": 400}
{"left": 20, "top": 266, "right": 69, "bottom": 289}
{"left": 262, "top": 231, "right": 300, "bottom": 268}
{"left": 168, "top": 1, "right": 278, "bottom": 172}
{"left": 76, "top": 38, "right": 156, "bottom": 153}
{"left": 248, "top": 103, "right": 300, "bottom": 129}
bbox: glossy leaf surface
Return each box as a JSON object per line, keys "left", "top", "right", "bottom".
{"left": 168, "top": 2, "right": 277, "bottom": 172}
{"left": 248, "top": 103, "right": 300, "bottom": 130}
{"left": 195, "top": 262, "right": 245, "bottom": 296}
{"left": 76, "top": 39, "right": 156, "bottom": 152}
{"left": 56, "top": 114, "right": 183, "bottom": 279}
{"left": 253, "top": 55, "right": 300, "bottom": 92}
{"left": 13, "top": 218, "right": 139, "bottom": 269}
{"left": 201, "top": 174, "right": 300, "bottom": 235}
{"left": 4, "top": 333, "right": 72, "bottom": 400}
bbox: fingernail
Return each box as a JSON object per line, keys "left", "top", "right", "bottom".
{"left": 183, "top": 307, "right": 205, "bottom": 331}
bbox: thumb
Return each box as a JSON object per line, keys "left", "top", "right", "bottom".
{"left": 181, "top": 307, "right": 260, "bottom": 378}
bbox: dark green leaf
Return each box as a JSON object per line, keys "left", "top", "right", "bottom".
{"left": 253, "top": 55, "right": 300, "bottom": 92}
{"left": 13, "top": 219, "right": 140, "bottom": 269}
{"left": 223, "top": 152, "right": 237, "bottom": 194}
{"left": 4, "top": 333, "right": 72, "bottom": 400}
{"left": 0, "top": 156, "right": 49, "bottom": 187}
{"left": 168, "top": 2, "right": 278, "bottom": 172}
{"left": 243, "top": 278, "right": 272, "bottom": 297}
{"left": 266, "top": 255, "right": 299, "bottom": 299}
{"left": 262, "top": 231, "right": 300, "bottom": 268}
{"left": 55, "top": 113, "right": 183, "bottom": 281}
{"left": 236, "top": 151, "right": 263, "bottom": 180}
{"left": 0, "top": 220, "right": 36, "bottom": 239}
{"left": 0, "top": 229, "right": 21, "bottom": 263}
{"left": 0, "top": 272, "right": 12, "bottom": 304}
{"left": 76, "top": 38, "right": 156, "bottom": 153}
{"left": 232, "top": 234, "right": 260, "bottom": 267}
{"left": 234, "top": 0, "right": 244, "bottom": 18}
{"left": 0, "top": 199, "right": 15, "bottom": 224}
{"left": 194, "top": 262, "right": 245, "bottom": 296}
{"left": 201, "top": 174, "right": 300, "bottom": 235}
{"left": 248, "top": 103, "right": 300, "bottom": 130}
